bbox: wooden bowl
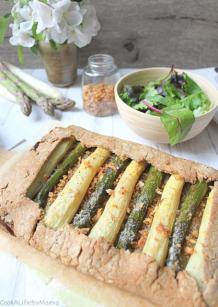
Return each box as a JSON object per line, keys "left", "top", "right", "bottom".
{"left": 115, "top": 68, "right": 218, "bottom": 144}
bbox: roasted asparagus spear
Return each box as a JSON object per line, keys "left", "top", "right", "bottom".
{"left": 143, "top": 174, "right": 185, "bottom": 266}
{"left": 44, "top": 148, "right": 110, "bottom": 229}
{"left": 89, "top": 161, "right": 146, "bottom": 244}
{"left": 35, "top": 143, "right": 86, "bottom": 208}
{"left": 27, "top": 139, "right": 74, "bottom": 199}
{"left": 166, "top": 181, "right": 208, "bottom": 271}
{"left": 73, "top": 155, "right": 129, "bottom": 228}
{"left": 117, "top": 166, "right": 163, "bottom": 250}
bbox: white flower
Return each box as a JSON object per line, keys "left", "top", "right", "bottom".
{"left": 9, "top": 0, "right": 101, "bottom": 48}
{"left": 11, "top": 1, "right": 32, "bottom": 25}
{"left": 46, "top": 27, "right": 68, "bottom": 44}
{"left": 10, "top": 1, "right": 35, "bottom": 47}
{"left": 30, "top": 0, "right": 54, "bottom": 33}
{"left": 10, "top": 21, "right": 35, "bottom": 47}
{"left": 49, "top": 0, "right": 83, "bottom": 44}
{"left": 69, "top": 4, "right": 100, "bottom": 47}
{"left": 69, "top": 28, "right": 92, "bottom": 47}
{"left": 19, "top": 6, "right": 33, "bottom": 21}
{"left": 81, "top": 4, "right": 100, "bottom": 36}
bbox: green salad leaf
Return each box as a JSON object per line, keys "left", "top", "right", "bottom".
{"left": 163, "top": 81, "right": 182, "bottom": 99}
{"left": 133, "top": 102, "right": 148, "bottom": 111}
{"left": 161, "top": 105, "right": 195, "bottom": 145}
{"left": 140, "top": 85, "right": 167, "bottom": 105}
{"left": 181, "top": 92, "right": 210, "bottom": 116}
{"left": 119, "top": 85, "right": 144, "bottom": 107}
{"left": 183, "top": 73, "right": 201, "bottom": 95}
{"left": 119, "top": 91, "right": 136, "bottom": 107}
{"left": 119, "top": 68, "right": 211, "bottom": 145}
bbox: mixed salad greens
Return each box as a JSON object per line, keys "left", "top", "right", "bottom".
{"left": 119, "top": 67, "right": 211, "bottom": 145}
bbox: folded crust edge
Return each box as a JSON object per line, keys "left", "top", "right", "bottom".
{"left": 0, "top": 125, "right": 218, "bottom": 306}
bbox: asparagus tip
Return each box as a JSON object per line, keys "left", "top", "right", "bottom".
{"left": 51, "top": 98, "right": 76, "bottom": 111}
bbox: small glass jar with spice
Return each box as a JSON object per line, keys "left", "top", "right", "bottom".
{"left": 82, "top": 54, "right": 120, "bottom": 116}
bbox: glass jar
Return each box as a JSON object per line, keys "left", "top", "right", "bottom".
{"left": 82, "top": 54, "right": 120, "bottom": 116}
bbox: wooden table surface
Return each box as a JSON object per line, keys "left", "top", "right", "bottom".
{"left": 1, "top": 0, "right": 218, "bottom": 69}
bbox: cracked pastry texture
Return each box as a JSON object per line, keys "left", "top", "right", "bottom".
{"left": 30, "top": 222, "right": 204, "bottom": 307}
{"left": 1, "top": 124, "right": 218, "bottom": 241}
{"left": 0, "top": 125, "right": 218, "bottom": 306}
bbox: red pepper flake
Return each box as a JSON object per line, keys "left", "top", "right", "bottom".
{"left": 156, "top": 223, "right": 170, "bottom": 238}
{"left": 135, "top": 231, "right": 148, "bottom": 249}
{"left": 192, "top": 230, "right": 199, "bottom": 238}
{"left": 184, "top": 246, "right": 194, "bottom": 256}
{"left": 84, "top": 160, "right": 92, "bottom": 168}
{"left": 120, "top": 187, "right": 127, "bottom": 195}
{"left": 137, "top": 237, "right": 146, "bottom": 249}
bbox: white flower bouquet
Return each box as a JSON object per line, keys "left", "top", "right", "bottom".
{"left": 0, "top": 0, "right": 100, "bottom": 63}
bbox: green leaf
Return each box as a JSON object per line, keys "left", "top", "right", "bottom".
{"left": 49, "top": 39, "right": 59, "bottom": 50}
{"left": 182, "top": 93, "right": 202, "bottom": 110}
{"left": 0, "top": 14, "right": 11, "bottom": 44}
{"left": 32, "top": 22, "right": 45, "bottom": 42}
{"left": 133, "top": 102, "right": 148, "bottom": 111}
{"left": 139, "top": 84, "right": 166, "bottom": 106}
{"left": 119, "top": 69, "right": 211, "bottom": 146}
{"left": 181, "top": 91, "right": 210, "bottom": 115}
{"left": 160, "top": 106, "right": 195, "bottom": 145}
{"left": 20, "top": 0, "right": 30, "bottom": 5}
{"left": 17, "top": 46, "right": 24, "bottom": 64}
{"left": 163, "top": 80, "right": 182, "bottom": 99}
{"left": 161, "top": 96, "right": 180, "bottom": 107}
{"left": 30, "top": 44, "right": 39, "bottom": 55}
{"left": 32, "top": 22, "right": 38, "bottom": 37}
{"left": 183, "top": 73, "right": 201, "bottom": 95}
{"left": 119, "top": 92, "right": 136, "bottom": 107}
{"left": 4, "top": 13, "right": 11, "bottom": 18}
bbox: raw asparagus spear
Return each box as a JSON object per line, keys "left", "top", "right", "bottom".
{"left": 117, "top": 166, "right": 163, "bottom": 250}
{"left": 4, "top": 62, "right": 76, "bottom": 110}
{"left": 0, "top": 70, "right": 32, "bottom": 116}
{"left": 1, "top": 63, "right": 54, "bottom": 116}
{"left": 35, "top": 143, "right": 87, "bottom": 208}
{"left": 51, "top": 98, "right": 75, "bottom": 111}
{"left": 73, "top": 155, "right": 129, "bottom": 228}
{"left": 166, "top": 181, "right": 208, "bottom": 272}
{"left": 27, "top": 139, "right": 74, "bottom": 199}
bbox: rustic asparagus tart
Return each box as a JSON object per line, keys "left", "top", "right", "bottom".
{"left": 0, "top": 125, "right": 218, "bottom": 307}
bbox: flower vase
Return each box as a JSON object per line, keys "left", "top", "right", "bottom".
{"left": 39, "top": 42, "right": 78, "bottom": 87}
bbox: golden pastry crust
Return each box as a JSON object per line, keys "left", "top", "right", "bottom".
{"left": 0, "top": 125, "right": 217, "bottom": 306}
{"left": 0, "top": 228, "right": 155, "bottom": 307}
{"left": 30, "top": 222, "right": 204, "bottom": 307}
